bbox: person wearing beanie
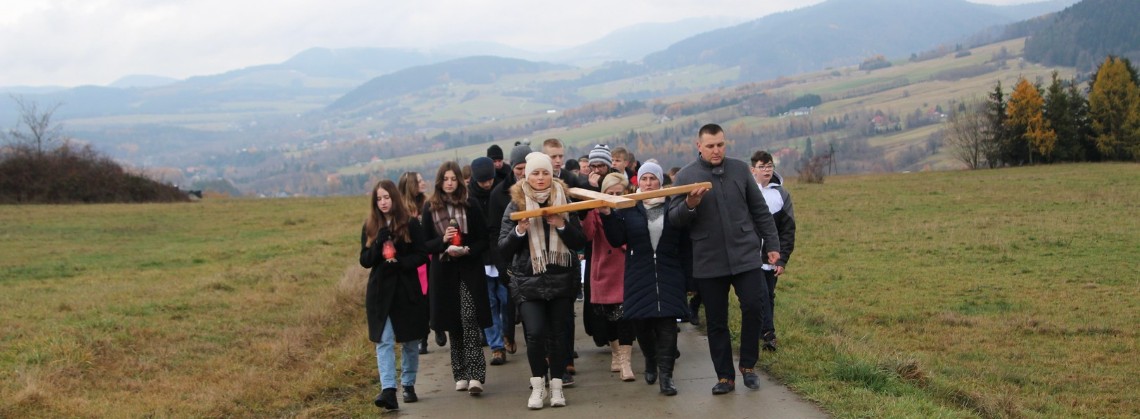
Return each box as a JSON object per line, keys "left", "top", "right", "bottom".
{"left": 469, "top": 157, "right": 511, "bottom": 367}
{"left": 564, "top": 158, "right": 580, "bottom": 177}
{"left": 509, "top": 144, "right": 532, "bottom": 169}
{"left": 636, "top": 162, "right": 664, "bottom": 189}
{"left": 499, "top": 150, "right": 587, "bottom": 409}
{"left": 487, "top": 145, "right": 507, "bottom": 182}
{"left": 485, "top": 143, "right": 533, "bottom": 357}
{"left": 598, "top": 159, "right": 689, "bottom": 397}
{"left": 584, "top": 144, "right": 616, "bottom": 191}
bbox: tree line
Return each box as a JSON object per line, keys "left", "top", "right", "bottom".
{"left": 945, "top": 56, "right": 1140, "bottom": 169}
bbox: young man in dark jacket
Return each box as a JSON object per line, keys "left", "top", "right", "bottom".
{"left": 470, "top": 157, "right": 511, "bottom": 365}
{"left": 668, "top": 123, "right": 781, "bottom": 395}
{"left": 750, "top": 150, "right": 796, "bottom": 352}
{"left": 487, "top": 144, "right": 532, "bottom": 355}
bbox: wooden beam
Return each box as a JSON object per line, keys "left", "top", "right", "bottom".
{"left": 568, "top": 188, "right": 636, "bottom": 209}
{"left": 622, "top": 182, "right": 712, "bottom": 201}
{"left": 509, "top": 199, "right": 620, "bottom": 220}
{"left": 509, "top": 182, "right": 713, "bottom": 221}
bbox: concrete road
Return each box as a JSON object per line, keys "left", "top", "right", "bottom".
{"left": 386, "top": 303, "right": 829, "bottom": 418}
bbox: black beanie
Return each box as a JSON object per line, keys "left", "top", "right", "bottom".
{"left": 487, "top": 144, "right": 504, "bottom": 160}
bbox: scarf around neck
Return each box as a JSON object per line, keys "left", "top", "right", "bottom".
{"left": 520, "top": 181, "right": 573, "bottom": 274}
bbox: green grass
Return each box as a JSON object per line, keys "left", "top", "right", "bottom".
{"left": 762, "top": 162, "right": 1139, "bottom": 418}
{"left": 2, "top": 163, "right": 1137, "bottom": 417}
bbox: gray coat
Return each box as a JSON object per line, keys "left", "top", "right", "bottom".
{"left": 667, "top": 157, "right": 780, "bottom": 278}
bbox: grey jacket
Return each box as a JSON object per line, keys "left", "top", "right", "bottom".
{"left": 668, "top": 157, "right": 780, "bottom": 278}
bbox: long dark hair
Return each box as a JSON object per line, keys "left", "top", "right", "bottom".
{"left": 366, "top": 179, "right": 411, "bottom": 245}
{"left": 397, "top": 171, "right": 426, "bottom": 217}
{"left": 427, "top": 161, "right": 468, "bottom": 211}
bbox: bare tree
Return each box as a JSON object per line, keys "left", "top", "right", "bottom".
{"left": 3, "top": 95, "right": 65, "bottom": 155}
{"left": 943, "top": 101, "right": 991, "bottom": 169}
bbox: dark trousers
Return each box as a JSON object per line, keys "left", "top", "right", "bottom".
{"left": 762, "top": 269, "right": 778, "bottom": 337}
{"left": 635, "top": 317, "right": 679, "bottom": 375}
{"left": 697, "top": 268, "right": 769, "bottom": 381}
{"left": 503, "top": 282, "right": 517, "bottom": 345}
{"left": 519, "top": 297, "right": 574, "bottom": 378}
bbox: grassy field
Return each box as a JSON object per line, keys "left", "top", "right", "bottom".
{"left": 2, "top": 163, "right": 1137, "bottom": 417}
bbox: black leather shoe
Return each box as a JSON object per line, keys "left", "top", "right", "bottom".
{"left": 762, "top": 332, "right": 778, "bottom": 352}
{"left": 645, "top": 370, "right": 658, "bottom": 385}
{"left": 689, "top": 315, "right": 700, "bottom": 326}
{"left": 402, "top": 386, "right": 418, "bottom": 403}
{"left": 741, "top": 367, "right": 760, "bottom": 390}
{"left": 375, "top": 388, "right": 399, "bottom": 410}
{"left": 659, "top": 374, "right": 677, "bottom": 396}
{"left": 435, "top": 331, "right": 447, "bottom": 347}
{"left": 419, "top": 340, "right": 429, "bottom": 354}
{"left": 711, "top": 378, "right": 735, "bottom": 395}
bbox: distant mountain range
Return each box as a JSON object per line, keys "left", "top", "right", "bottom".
{"left": 0, "top": 0, "right": 1091, "bottom": 125}
{"left": 643, "top": 0, "right": 1079, "bottom": 81}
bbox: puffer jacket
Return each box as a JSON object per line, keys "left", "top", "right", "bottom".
{"left": 497, "top": 180, "right": 587, "bottom": 303}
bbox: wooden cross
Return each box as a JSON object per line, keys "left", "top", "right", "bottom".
{"left": 509, "top": 182, "right": 712, "bottom": 220}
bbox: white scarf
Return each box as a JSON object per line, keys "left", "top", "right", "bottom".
{"left": 521, "top": 181, "right": 573, "bottom": 274}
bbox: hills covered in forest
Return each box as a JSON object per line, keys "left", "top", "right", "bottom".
{"left": 1024, "top": 0, "right": 1140, "bottom": 71}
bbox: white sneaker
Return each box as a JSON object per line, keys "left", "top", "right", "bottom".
{"left": 455, "top": 380, "right": 469, "bottom": 391}
{"left": 549, "top": 378, "right": 566, "bottom": 407}
{"left": 468, "top": 379, "right": 483, "bottom": 395}
{"left": 527, "top": 377, "right": 546, "bottom": 409}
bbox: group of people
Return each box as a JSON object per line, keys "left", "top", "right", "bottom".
{"left": 358, "top": 123, "right": 797, "bottom": 410}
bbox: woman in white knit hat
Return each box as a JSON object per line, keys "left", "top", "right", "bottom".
{"left": 498, "top": 152, "right": 587, "bottom": 409}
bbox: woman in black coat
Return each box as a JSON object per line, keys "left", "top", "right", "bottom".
{"left": 498, "top": 152, "right": 587, "bottom": 409}
{"left": 600, "top": 162, "right": 689, "bottom": 396}
{"left": 360, "top": 180, "right": 429, "bottom": 410}
{"left": 421, "top": 161, "right": 493, "bottom": 395}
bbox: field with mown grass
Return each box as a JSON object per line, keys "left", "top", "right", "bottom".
{"left": 2, "top": 163, "right": 1137, "bottom": 417}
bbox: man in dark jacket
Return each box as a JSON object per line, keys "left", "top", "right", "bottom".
{"left": 470, "top": 157, "right": 510, "bottom": 366}
{"left": 487, "top": 144, "right": 509, "bottom": 184}
{"left": 487, "top": 144, "right": 532, "bottom": 354}
{"left": 750, "top": 150, "right": 796, "bottom": 352}
{"left": 668, "top": 123, "right": 781, "bottom": 395}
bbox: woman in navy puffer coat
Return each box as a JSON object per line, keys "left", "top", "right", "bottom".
{"left": 599, "top": 162, "right": 688, "bottom": 396}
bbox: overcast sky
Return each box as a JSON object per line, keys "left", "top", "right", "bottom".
{"left": 1, "top": 0, "right": 1036, "bottom": 87}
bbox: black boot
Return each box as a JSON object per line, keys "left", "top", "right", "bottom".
{"left": 402, "top": 385, "right": 418, "bottom": 403}
{"left": 375, "top": 388, "right": 399, "bottom": 410}
{"left": 659, "top": 373, "right": 677, "bottom": 396}
{"left": 643, "top": 351, "right": 658, "bottom": 385}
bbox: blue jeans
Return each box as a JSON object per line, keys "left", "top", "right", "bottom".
{"left": 375, "top": 318, "right": 419, "bottom": 389}
{"left": 483, "top": 274, "right": 509, "bottom": 351}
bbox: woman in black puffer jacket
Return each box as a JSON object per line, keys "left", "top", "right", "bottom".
{"left": 498, "top": 152, "right": 587, "bottom": 410}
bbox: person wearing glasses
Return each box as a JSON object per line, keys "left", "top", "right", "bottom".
{"left": 750, "top": 150, "right": 796, "bottom": 353}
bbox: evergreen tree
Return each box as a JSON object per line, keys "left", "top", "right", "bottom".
{"left": 1043, "top": 72, "right": 1083, "bottom": 161}
{"left": 983, "top": 81, "right": 1008, "bottom": 168}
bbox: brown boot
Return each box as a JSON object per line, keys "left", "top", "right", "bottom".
{"left": 609, "top": 340, "right": 620, "bottom": 372}
{"left": 618, "top": 345, "right": 636, "bottom": 382}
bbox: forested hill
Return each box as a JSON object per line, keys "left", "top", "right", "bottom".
{"left": 642, "top": 0, "right": 1056, "bottom": 82}
{"left": 327, "top": 56, "right": 572, "bottom": 111}
{"left": 1023, "top": 0, "right": 1140, "bottom": 71}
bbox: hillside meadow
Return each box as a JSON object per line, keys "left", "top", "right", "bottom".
{"left": 1, "top": 163, "right": 1137, "bottom": 417}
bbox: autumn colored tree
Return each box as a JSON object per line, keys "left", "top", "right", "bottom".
{"left": 1088, "top": 56, "right": 1140, "bottom": 160}
{"left": 1006, "top": 77, "right": 1056, "bottom": 163}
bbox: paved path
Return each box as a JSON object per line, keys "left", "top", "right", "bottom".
{"left": 391, "top": 303, "right": 829, "bottom": 418}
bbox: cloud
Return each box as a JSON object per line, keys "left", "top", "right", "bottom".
{"left": 0, "top": 0, "right": 1023, "bottom": 87}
